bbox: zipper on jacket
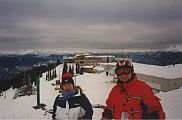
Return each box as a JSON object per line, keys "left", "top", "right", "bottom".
{"left": 65, "top": 101, "right": 69, "bottom": 119}
{"left": 131, "top": 107, "right": 140, "bottom": 119}
{"left": 131, "top": 107, "right": 134, "bottom": 119}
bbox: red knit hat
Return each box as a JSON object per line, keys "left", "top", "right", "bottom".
{"left": 62, "top": 73, "right": 73, "bottom": 79}
{"left": 61, "top": 73, "right": 74, "bottom": 86}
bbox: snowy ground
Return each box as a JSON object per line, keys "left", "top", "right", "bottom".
{"left": 0, "top": 64, "right": 182, "bottom": 119}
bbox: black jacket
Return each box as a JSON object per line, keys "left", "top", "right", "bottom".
{"left": 52, "top": 88, "right": 93, "bottom": 120}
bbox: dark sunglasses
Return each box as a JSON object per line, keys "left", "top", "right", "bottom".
{"left": 115, "top": 68, "right": 131, "bottom": 75}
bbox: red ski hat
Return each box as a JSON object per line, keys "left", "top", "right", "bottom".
{"left": 62, "top": 73, "right": 73, "bottom": 79}
{"left": 61, "top": 73, "right": 74, "bottom": 86}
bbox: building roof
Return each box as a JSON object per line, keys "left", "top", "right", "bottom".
{"left": 134, "top": 63, "right": 182, "bottom": 79}
{"left": 63, "top": 56, "right": 74, "bottom": 60}
{"left": 95, "top": 55, "right": 115, "bottom": 58}
{"left": 101, "top": 62, "right": 182, "bottom": 79}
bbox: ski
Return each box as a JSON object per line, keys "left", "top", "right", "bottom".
{"left": 44, "top": 109, "right": 53, "bottom": 116}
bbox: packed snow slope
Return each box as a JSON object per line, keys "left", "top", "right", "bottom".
{"left": 0, "top": 64, "right": 182, "bottom": 119}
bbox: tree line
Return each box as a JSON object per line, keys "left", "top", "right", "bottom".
{"left": 0, "top": 61, "right": 62, "bottom": 93}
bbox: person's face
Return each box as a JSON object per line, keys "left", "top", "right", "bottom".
{"left": 63, "top": 83, "right": 74, "bottom": 91}
{"left": 116, "top": 67, "right": 132, "bottom": 82}
{"left": 118, "top": 73, "right": 131, "bottom": 82}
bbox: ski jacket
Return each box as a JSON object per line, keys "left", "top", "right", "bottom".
{"left": 103, "top": 75, "right": 165, "bottom": 119}
{"left": 52, "top": 88, "right": 93, "bottom": 120}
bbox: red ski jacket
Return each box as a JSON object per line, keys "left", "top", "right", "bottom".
{"left": 104, "top": 76, "right": 165, "bottom": 119}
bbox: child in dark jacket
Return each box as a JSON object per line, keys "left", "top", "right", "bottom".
{"left": 52, "top": 73, "right": 93, "bottom": 120}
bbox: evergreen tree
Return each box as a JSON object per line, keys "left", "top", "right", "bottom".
{"left": 62, "top": 61, "right": 68, "bottom": 75}
{"left": 106, "top": 54, "right": 109, "bottom": 63}
{"left": 72, "top": 66, "right": 74, "bottom": 75}
{"left": 76, "top": 62, "right": 80, "bottom": 74}
{"left": 48, "top": 71, "right": 51, "bottom": 81}
{"left": 68, "top": 65, "right": 74, "bottom": 75}
{"left": 54, "top": 69, "right": 57, "bottom": 78}
{"left": 50, "top": 70, "right": 52, "bottom": 80}
{"left": 46, "top": 73, "right": 48, "bottom": 81}
{"left": 68, "top": 65, "right": 72, "bottom": 73}
{"left": 80, "top": 67, "right": 83, "bottom": 75}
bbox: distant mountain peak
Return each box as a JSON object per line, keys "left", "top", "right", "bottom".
{"left": 1, "top": 45, "right": 182, "bottom": 56}
{"left": 164, "top": 44, "right": 182, "bottom": 52}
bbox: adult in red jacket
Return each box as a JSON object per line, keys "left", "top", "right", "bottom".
{"left": 102, "top": 60, "right": 165, "bottom": 119}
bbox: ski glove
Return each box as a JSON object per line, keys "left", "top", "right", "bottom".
{"left": 102, "top": 107, "right": 113, "bottom": 119}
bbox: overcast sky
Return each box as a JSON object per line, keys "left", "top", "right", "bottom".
{"left": 0, "top": 0, "right": 182, "bottom": 50}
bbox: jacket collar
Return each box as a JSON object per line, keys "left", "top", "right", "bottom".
{"left": 59, "top": 88, "right": 81, "bottom": 98}
{"left": 118, "top": 75, "right": 138, "bottom": 91}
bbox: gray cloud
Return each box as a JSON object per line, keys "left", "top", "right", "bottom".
{"left": 0, "top": 0, "right": 182, "bottom": 50}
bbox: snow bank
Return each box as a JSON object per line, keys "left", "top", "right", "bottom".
{"left": 1, "top": 63, "right": 182, "bottom": 119}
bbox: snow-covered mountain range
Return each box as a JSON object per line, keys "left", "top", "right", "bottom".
{"left": 0, "top": 44, "right": 182, "bottom": 55}
{"left": 1, "top": 46, "right": 182, "bottom": 83}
